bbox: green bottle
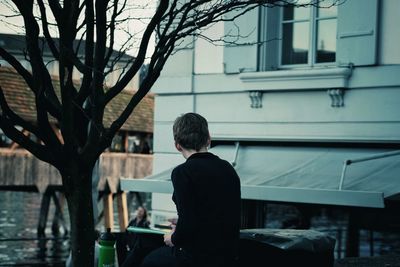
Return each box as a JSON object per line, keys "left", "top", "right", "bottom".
{"left": 98, "top": 228, "right": 116, "bottom": 267}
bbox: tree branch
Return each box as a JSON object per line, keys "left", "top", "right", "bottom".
{"left": 94, "top": 0, "right": 108, "bottom": 72}
{"left": 0, "top": 47, "right": 35, "bottom": 90}
{"left": 100, "top": 29, "right": 176, "bottom": 151}
{"left": 104, "top": 0, "right": 169, "bottom": 104}
{"left": 12, "top": 0, "right": 63, "bottom": 149}
{"left": 0, "top": 115, "right": 55, "bottom": 166}
{"left": 104, "top": 0, "right": 121, "bottom": 64}
{"left": 84, "top": 0, "right": 108, "bottom": 149}
{"left": 0, "top": 45, "right": 62, "bottom": 121}
{"left": 0, "top": 85, "right": 41, "bottom": 138}
{"left": 47, "top": 0, "right": 63, "bottom": 26}
{"left": 37, "top": 0, "right": 60, "bottom": 60}
{"left": 76, "top": 0, "right": 94, "bottom": 106}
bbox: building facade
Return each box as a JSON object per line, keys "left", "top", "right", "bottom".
{"left": 137, "top": 0, "right": 400, "bottom": 224}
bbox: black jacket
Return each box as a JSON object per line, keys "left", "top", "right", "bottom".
{"left": 128, "top": 218, "right": 150, "bottom": 229}
{"left": 126, "top": 218, "right": 150, "bottom": 250}
{"left": 171, "top": 152, "right": 241, "bottom": 258}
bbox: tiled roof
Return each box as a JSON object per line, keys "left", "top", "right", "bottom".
{"left": 105, "top": 88, "right": 154, "bottom": 133}
{"left": 0, "top": 67, "right": 38, "bottom": 123}
{"left": 0, "top": 67, "right": 154, "bottom": 133}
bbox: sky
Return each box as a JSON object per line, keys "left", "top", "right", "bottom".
{"left": 0, "top": 0, "right": 157, "bottom": 58}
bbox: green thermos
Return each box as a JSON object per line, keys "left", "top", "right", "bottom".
{"left": 98, "top": 228, "right": 116, "bottom": 267}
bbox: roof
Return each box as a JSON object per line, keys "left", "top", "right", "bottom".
{"left": 0, "top": 66, "right": 154, "bottom": 133}
{"left": 121, "top": 144, "right": 400, "bottom": 208}
{"left": 104, "top": 87, "right": 154, "bottom": 133}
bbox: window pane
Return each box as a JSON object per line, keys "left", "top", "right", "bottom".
{"left": 111, "top": 134, "right": 124, "bottom": 152}
{"left": 316, "top": 19, "right": 337, "bottom": 63}
{"left": 0, "top": 130, "right": 12, "bottom": 148}
{"left": 283, "top": 7, "right": 309, "bottom": 21}
{"left": 317, "top": 0, "right": 338, "bottom": 18}
{"left": 282, "top": 22, "right": 309, "bottom": 65}
{"left": 283, "top": 1, "right": 310, "bottom": 21}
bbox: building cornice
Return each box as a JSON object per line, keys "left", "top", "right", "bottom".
{"left": 239, "top": 67, "right": 353, "bottom": 91}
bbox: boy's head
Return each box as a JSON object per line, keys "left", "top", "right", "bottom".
{"left": 173, "top": 113, "right": 210, "bottom": 151}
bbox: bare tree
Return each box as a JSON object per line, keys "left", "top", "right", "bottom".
{"left": 0, "top": 0, "right": 335, "bottom": 266}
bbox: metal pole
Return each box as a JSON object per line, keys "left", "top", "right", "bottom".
{"left": 339, "top": 160, "right": 350, "bottom": 190}
{"left": 231, "top": 142, "right": 240, "bottom": 167}
{"left": 347, "top": 150, "right": 400, "bottom": 164}
{"left": 339, "top": 150, "right": 400, "bottom": 190}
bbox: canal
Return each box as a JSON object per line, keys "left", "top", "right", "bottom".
{"left": 0, "top": 190, "right": 150, "bottom": 266}
{"left": 0, "top": 191, "right": 69, "bottom": 266}
{"left": 1, "top": 191, "right": 400, "bottom": 266}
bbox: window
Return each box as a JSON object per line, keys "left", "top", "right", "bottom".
{"left": 110, "top": 133, "right": 124, "bottom": 152}
{"left": 281, "top": 0, "right": 337, "bottom": 67}
{"left": 109, "top": 132, "right": 153, "bottom": 154}
{"left": 225, "top": 0, "right": 378, "bottom": 73}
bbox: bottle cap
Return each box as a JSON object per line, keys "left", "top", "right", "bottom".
{"left": 99, "top": 228, "right": 116, "bottom": 245}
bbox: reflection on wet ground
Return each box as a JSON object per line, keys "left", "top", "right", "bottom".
{"left": 0, "top": 191, "right": 70, "bottom": 266}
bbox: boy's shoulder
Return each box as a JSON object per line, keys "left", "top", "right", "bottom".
{"left": 177, "top": 152, "right": 232, "bottom": 171}
{"left": 171, "top": 162, "right": 186, "bottom": 177}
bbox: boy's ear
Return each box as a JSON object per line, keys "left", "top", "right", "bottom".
{"left": 175, "top": 142, "right": 183, "bottom": 152}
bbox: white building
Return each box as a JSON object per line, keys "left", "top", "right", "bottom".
{"left": 122, "top": 0, "right": 400, "bottom": 234}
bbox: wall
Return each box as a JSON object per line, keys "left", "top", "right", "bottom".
{"left": 148, "top": 0, "right": 400, "bottom": 218}
{"left": 379, "top": 0, "right": 400, "bottom": 64}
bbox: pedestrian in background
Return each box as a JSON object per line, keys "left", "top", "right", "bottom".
{"left": 128, "top": 206, "right": 150, "bottom": 229}
{"left": 126, "top": 206, "right": 150, "bottom": 250}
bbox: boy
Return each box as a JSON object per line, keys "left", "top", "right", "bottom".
{"left": 141, "top": 112, "right": 241, "bottom": 267}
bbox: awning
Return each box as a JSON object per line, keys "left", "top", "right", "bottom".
{"left": 121, "top": 144, "right": 400, "bottom": 208}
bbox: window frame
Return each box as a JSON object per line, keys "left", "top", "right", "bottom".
{"left": 278, "top": 4, "right": 338, "bottom": 69}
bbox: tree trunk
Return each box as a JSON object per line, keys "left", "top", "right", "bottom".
{"left": 64, "top": 170, "right": 95, "bottom": 267}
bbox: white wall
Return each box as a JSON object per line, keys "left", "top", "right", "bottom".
{"left": 105, "top": 66, "right": 140, "bottom": 92}
{"left": 194, "top": 22, "right": 224, "bottom": 74}
{"left": 153, "top": 87, "right": 400, "bottom": 146}
{"left": 149, "top": 0, "right": 400, "bottom": 217}
{"left": 379, "top": 0, "right": 400, "bottom": 64}
{"left": 151, "top": 48, "right": 194, "bottom": 94}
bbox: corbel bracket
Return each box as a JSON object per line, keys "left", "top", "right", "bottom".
{"left": 328, "top": 89, "right": 345, "bottom": 107}
{"left": 249, "top": 91, "right": 263, "bottom": 109}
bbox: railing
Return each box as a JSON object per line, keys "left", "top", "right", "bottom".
{"left": 0, "top": 148, "right": 153, "bottom": 192}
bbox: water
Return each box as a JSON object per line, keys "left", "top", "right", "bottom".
{"left": 0, "top": 191, "right": 70, "bottom": 266}
{"left": 0, "top": 191, "right": 150, "bottom": 266}
{"left": 1, "top": 192, "right": 400, "bottom": 266}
